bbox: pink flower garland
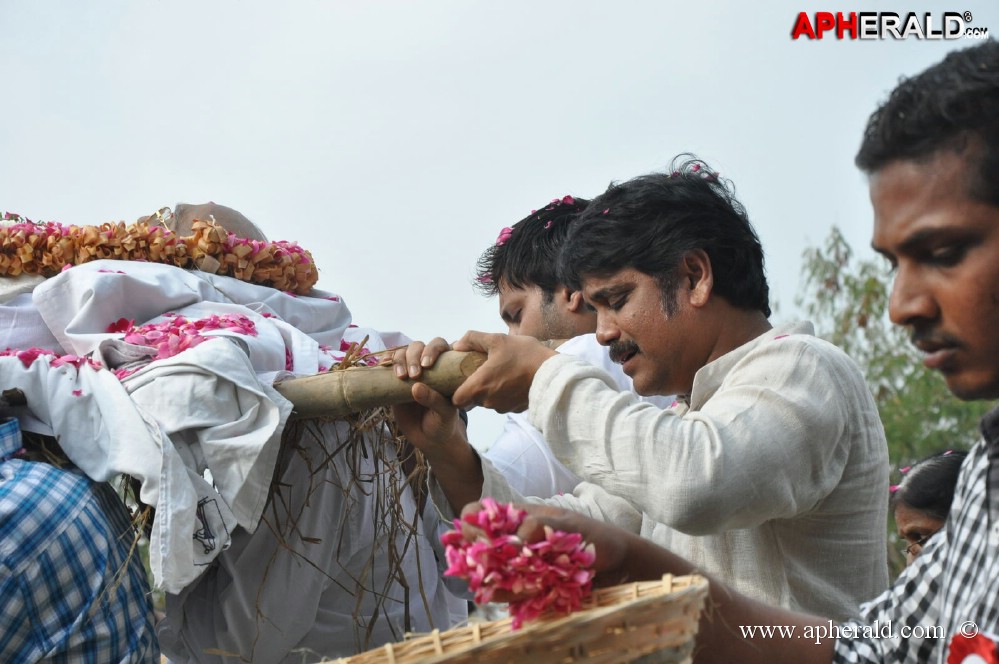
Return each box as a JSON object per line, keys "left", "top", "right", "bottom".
{"left": 441, "top": 498, "right": 596, "bottom": 629}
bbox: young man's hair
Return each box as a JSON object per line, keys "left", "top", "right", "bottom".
{"left": 856, "top": 40, "right": 999, "bottom": 207}
{"left": 474, "top": 196, "right": 590, "bottom": 301}
{"left": 558, "top": 155, "right": 771, "bottom": 317}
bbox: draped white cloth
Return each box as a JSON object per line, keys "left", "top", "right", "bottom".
{"left": 0, "top": 224, "right": 467, "bottom": 664}
{"left": 22, "top": 260, "right": 374, "bottom": 591}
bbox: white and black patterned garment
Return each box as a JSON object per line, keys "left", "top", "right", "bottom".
{"left": 834, "top": 404, "right": 999, "bottom": 663}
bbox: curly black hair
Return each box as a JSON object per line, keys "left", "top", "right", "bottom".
{"left": 856, "top": 40, "right": 999, "bottom": 206}
{"left": 558, "top": 154, "right": 770, "bottom": 317}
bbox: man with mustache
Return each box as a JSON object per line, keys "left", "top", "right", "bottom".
{"left": 450, "top": 41, "right": 999, "bottom": 662}
{"left": 472, "top": 195, "right": 670, "bottom": 498}
{"left": 394, "top": 155, "right": 889, "bottom": 620}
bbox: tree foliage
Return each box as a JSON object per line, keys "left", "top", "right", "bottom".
{"left": 797, "top": 226, "right": 986, "bottom": 466}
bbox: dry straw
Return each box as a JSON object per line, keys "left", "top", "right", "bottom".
{"left": 326, "top": 574, "right": 708, "bottom": 664}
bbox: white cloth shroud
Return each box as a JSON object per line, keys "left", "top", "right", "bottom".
{"left": 0, "top": 260, "right": 406, "bottom": 593}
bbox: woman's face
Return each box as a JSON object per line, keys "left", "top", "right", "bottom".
{"left": 894, "top": 502, "right": 945, "bottom": 566}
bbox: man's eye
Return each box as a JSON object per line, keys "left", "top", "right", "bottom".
{"left": 928, "top": 244, "right": 967, "bottom": 267}
{"left": 609, "top": 297, "right": 627, "bottom": 311}
{"left": 878, "top": 254, "right": 898, "bottom": 273}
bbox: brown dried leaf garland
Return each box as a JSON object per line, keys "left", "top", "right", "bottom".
{"left": 0, "top": 214, "right": 319, "bottom": 294}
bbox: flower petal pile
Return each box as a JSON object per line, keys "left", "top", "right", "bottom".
{"left": 441, "top": 498, "right": 596, "bottom": 629}
{"left": 108, "top": 312, "right": 258, "bottom": 379}
{"left": 0, "top": 347, "right": 103, "bottom": 372}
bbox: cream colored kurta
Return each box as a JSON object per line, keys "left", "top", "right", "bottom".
{"left": 469, "top": 322, "right": 888, "bottom": 620}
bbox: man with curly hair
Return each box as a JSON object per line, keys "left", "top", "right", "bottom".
{"left": 452, "top": 40, "right": 999, "bottom": 664}
{"left": 394, "top": 155, "right": 890, "bottom": 620}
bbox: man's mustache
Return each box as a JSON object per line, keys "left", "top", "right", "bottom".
{"left": 608, "top": 340, "right": 640, "bottom": 364}
{"left": 910, "top": 327, "right": 962, "bottom": 351}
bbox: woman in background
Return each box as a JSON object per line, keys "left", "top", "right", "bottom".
{"left": 890, "top": 449, "right": 968, "bottom": 566}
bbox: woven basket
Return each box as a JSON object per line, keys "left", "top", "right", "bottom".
{"left": 327, "top": 574, "right": 707, "bottom": 664}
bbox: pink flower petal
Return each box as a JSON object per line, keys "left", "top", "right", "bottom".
{"left": 442, "top": 499, "right": 594, "bottom": 629}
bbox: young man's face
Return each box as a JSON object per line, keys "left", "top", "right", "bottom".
{"left": 497, "top": 281, "right": 589, "bottom": 341}
{"left": 581, "top": 267, "right": 697, "bottom": 396}
{"left": 871, "top": 149, "right": 999, "bottom": 401}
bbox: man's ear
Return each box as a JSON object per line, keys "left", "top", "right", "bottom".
{"left": 680, "top": 249, "right": 714, "bottom": 308}
{"left": 566, "top": 288, "right": 587, "bottom": 313}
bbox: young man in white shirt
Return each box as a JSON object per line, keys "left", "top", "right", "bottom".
{"left": 472, "top": 196, "right": 670, "bottom": 497}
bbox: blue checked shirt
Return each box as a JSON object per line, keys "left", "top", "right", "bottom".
{"left": 0, "top": 418, "right": 159, "bottom": 663}
{"left": 833, "top": 404, "right": 999, "bottom": 663}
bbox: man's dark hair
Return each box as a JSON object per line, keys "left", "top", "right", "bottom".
{"left": 891, "top": 449, "right": 968, "bottom": 522}
{"left": 558, "top": 155, "right": 771, "bottom": 317}
{"left": 856, "top": 40, "right": 999, "bottom": 207}
{"left": 474, "top": 196, "right": 590, "bottom": 300}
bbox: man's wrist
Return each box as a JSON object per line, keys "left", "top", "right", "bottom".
{"left": 427, "top": 441, "right": 484, "bottom": 510}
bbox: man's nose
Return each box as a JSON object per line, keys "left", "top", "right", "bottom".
{"left": 595, "top": 314, "right": 620, "bottom": 346}
{"left": 888, "top": 267, "right": 938, "bottom": 327}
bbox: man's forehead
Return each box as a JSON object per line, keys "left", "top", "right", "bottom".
{"left": 868, "top": 154, "right": 973, "bottom": 249}
{"left": 580, "top": 270, "right": 634, "bottom": 295}
{"left": 497, "top": 279, "right": 537, "bottom": 297}
{"left": 497, "top": 280, "right": 543, "bottom": 307}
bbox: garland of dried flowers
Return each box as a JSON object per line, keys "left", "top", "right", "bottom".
{"left": 0, "top": 212, "right": 319, "bottom": 294}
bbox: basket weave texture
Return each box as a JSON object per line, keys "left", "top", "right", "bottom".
{"left": 327, "top": 574, "right": 707, "bottom": 664}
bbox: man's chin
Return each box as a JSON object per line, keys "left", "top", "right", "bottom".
{"left": 944, "top": 372, "right": 999, "bottom": 402}
{"left": 630, "top": 374, "right": 662, "bottom": 397}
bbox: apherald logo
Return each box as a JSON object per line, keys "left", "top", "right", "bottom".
{"left": 791, "top": 11, "right": 989, "bottom": 40}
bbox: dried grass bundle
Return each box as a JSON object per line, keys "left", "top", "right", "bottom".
{"left": 229, "top": 348, "right": 445, "bottom": 657}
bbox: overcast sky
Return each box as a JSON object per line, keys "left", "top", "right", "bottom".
{"left": 2, "top": 1, "right": 995, "bottom": 441}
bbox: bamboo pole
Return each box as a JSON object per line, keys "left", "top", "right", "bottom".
{"left": 273, "top": 350, "right": 487, "bottom": 419}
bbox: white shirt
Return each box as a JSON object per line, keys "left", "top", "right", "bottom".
{"left": 464, "top": 322, "right": 889, "bottom": 620}
{"left": 483, "top": 334, "right": 671, "bottom": 497}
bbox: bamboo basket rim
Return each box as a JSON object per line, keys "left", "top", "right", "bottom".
{"left": 326, "top": 573, "right": 708, "bottom": 664}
